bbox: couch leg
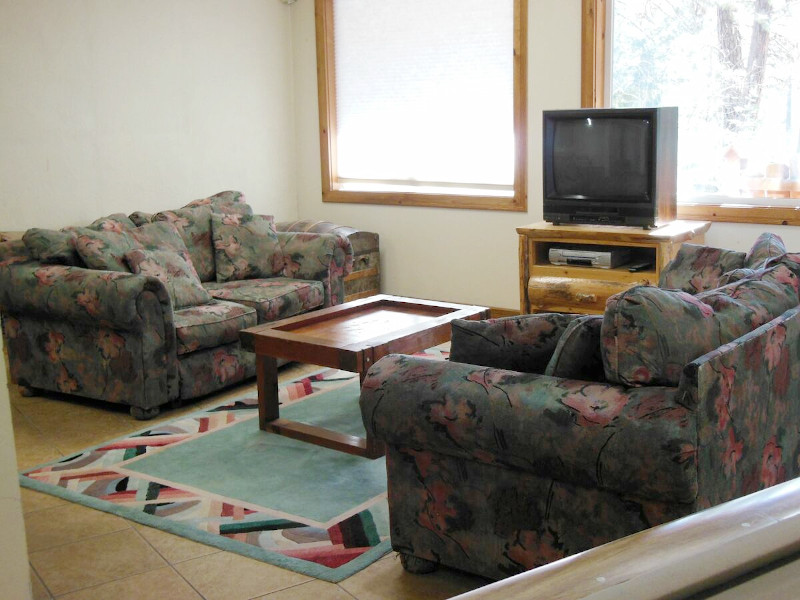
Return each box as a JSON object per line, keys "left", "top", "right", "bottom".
{"left": 399, "top": 553, "right": 438, "bottom": 574}
{"left": 18, "top": 385, "right": 38, "bottom": 397}
{"left": 130, "top": 406, "right": 160, "bottom": 420}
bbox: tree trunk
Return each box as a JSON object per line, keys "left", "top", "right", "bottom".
{"left": 743, "top": 0, "right": 773, "bottom": 123}
{"left": 717, "top": 5, "right": 744, "bottom": 131}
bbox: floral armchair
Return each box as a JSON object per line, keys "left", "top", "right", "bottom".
{"left": 359, "top": 233, "right": 800, "bottom": 580}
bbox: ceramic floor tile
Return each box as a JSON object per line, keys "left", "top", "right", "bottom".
{"left": 254, "top": 579, "right": 357, "bottom": 599}
{"left": 11, "top": 406, "right": 63, "bottom": 469}
{"left": 24, "top": 501, "right": 131, "bottom": 552}
{"left": 173, "top": 550, "right": 312, "bottom": 600}
{"left": 20, "top": 488, "right": 67, "bottom": 514}
{"left": 29, "top": 528, "right": 167, "bottom": 596}
{"left": 338, "top": 552, "right": 489, "bottom": 600}
{"left": 55, "top": 566, "right": 203, "bottom": 600}
{"left": 30, "top": 567, "right": 53, "bottom": 600}
{"left": 133, "top": 523, "right": 220, "bottom": 564}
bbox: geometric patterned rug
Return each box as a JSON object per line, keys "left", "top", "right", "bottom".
{"left": 18, "top": 350, "right": 447, "bottom": 582}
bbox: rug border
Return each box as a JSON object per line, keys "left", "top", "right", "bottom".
{"left": 17, "top": 370, "right": 392, "bottom": 583}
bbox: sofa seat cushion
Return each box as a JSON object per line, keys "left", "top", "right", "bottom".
{"left": 173, "top": 300, "right": 257, "bottom": 355}
{"left": 602, "top": 264, "right": 800, "bottom": 386}
{"left": 204, "top": 277, "right": 324, "bottom": 323}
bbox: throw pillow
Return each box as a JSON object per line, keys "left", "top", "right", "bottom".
{"left": 74, "top": 221, "right": 194, "bottom": 272}
{"left": 124, "top": 248, "right": 212, "bottom": 309}
{"left": 183, "top": 190, "right": 252, "bottom": 215}
{"left": 658, "top": 243, "right": 746, "bottom": 294}
{"left": 449, "top": 313, "right": 579, "bottom": 373}
{"left": 745, "top": 232, "right": 786, "bottom": 269}
{"left": 212, "top": 213, "right": 285, "bottom": 282}
{"left": 22, "top": 228, "right": 83, "bottom": 266}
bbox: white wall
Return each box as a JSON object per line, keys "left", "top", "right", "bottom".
{"left": 0, "top": 0, "right": 298, "bottom": 228}
{"left": 0, "top": 332, "right": 31, "bottom": 599}
{"left": 290, "top": 0, "right": 800, "bottom": 310}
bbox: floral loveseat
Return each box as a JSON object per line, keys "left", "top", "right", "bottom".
{"left": 0, "top": 191, "right": 353, "bottom": 419}
{"left": 360, "top": 232, "right": 800, "bottom": 580}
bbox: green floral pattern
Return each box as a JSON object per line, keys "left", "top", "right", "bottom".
{"left": 125, "top": 248, "right": 212, "bottom": 309}
{"left": 211, "top": 213, "right": 285, "bottom": 282}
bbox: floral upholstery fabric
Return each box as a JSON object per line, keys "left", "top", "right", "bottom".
{"left": 211, "top": 213, "right": 285, "bottom": 282}
{"left": 153, "top": 206, "right": 216, "bottom": 282}
{"left": 1, "top": 266, "right": 178, "bottom": 410}
{"left": 1, "top": 193, "right": 357, "bottom": 417}
{"left": 658, "top": 243, "right": 746, "bottom": 293}
{"left": 22, "top": 229, "right": 83, "bottom": 266}
{"left": 173, "top": 300, "right": 257, "bottom": 355}
{"left": 177, "top": 341, "right": 255, "bottom": 400}
{"left": 87, "top": 213, "right": 137, "bottom": 232}
{"left": 128, "top": 211, "right": 153, "bottom": 226}
{"left": 602, "top": 264, "right": 799, "bottom": 387}
{"left": 745, "top": 232, "right": 787, "bottom": 269}
{"left": 279, "top": 231, "right": 353, "bottom": 307}
{"left": 544, "top": 314, "right": 605, "bottom": 381}
{"left": 74, "top": 221, "right": 193, "bottom": 273}
{"left": 449, "top": 313, "right": 578, "bottom": 373}
{"left": 125, "top": 248, "right": 212, "bottom": 310}
{"left": 204, "top": 278, "right": 324, "bottom": 324}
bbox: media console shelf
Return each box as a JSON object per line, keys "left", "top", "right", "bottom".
{"left": 518, "top": 220, "right": 711, "bottom": 314}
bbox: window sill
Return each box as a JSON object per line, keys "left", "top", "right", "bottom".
{"left": 322, "top": 189, "right": 527, "bottom": 212}
{"left": 677, "top": 203, "right": 800, "bottom": 226}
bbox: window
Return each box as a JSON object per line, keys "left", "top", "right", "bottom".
{"left": 583, "top": 0, "right": 800, "bottom": 224}
{"left": 315, "top": 0, "right": 527, "bottom": 211}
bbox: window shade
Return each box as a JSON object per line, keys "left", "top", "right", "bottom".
{"left": 333, "top": 0, "right": 515, "bottom": 190}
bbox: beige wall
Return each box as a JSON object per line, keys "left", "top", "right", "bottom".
{"left": 0, "top": 0, "right": 298, "bottom": 229}
{"left": 290, "top": 0, "right": 800, "bottom": 310}
{"left": 0, "top": 331, "right": 31, "bottom": 599}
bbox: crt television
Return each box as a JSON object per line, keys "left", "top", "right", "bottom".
{"left": 542, "top": 107, "right": 678, "bottom": 228}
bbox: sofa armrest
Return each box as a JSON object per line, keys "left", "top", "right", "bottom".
{"left": 361, "top": 354, "right": 695, "bottom": 502}
{"left": 277, "top": 231, "right": 354, "bottom": 306}
{"left": 678, "top": 306, "right": 800, "bottom": 508}
{"left": 449, "top": 312, "right": 581, "bottom": 373}
{"left": 0, "top": 263, "right": 173, "bottom": 330}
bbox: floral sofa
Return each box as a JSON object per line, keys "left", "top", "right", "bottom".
{"left": 0, "top": 191, "right": 353, "bottom": 419}
{"left": 360, "top": 232, "right": 800, "bottom": 580}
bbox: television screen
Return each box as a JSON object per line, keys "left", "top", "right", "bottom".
{"left": 550, "top": 117, "right": 652, "bottom": 201}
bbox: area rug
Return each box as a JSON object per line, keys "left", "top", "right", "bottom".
{"left": 19, "top": 346, "right": 447, "bottom": 583}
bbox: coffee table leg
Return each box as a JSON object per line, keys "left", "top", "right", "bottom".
{"left": 256, "top": 355, "right": 279, "bottom": 430}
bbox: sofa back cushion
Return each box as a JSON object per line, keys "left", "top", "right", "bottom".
{"left": 73, "top": 221, "right": 194, "bottom": 273}
{"left": 544, "top": 315, "right": 606, "bottom": 381}
{"left": 602, "top": 264, "right": 800, "bottom": 386}
{"left": 658, "top": 243, "right": 746, "bottom": 293}
{"left": 154, "top": 196, "right": 253, "bottom": 282}
{"left": 745, "top": 232, "right": 786, "bottom": 269}
{"left": 211, "top": 213, "right": 284, "bottom": 282}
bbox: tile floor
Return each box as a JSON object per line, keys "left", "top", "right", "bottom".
{"left": 11, "top": 362, "right": 490, "bottom": 600}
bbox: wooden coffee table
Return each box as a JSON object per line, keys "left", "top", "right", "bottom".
{"left": 239, "top": 294, "right": 489, "bottom": 458}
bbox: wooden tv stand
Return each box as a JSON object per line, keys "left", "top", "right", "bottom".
{"left": 517, "top": 220, "right": 711, "bottom": 314}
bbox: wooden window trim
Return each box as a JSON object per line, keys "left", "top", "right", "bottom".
{"left": 314, "top": 0, "right": 528, "bottom": 212}
{"left": 581, "top": 0, "right": 800, "bottom": 226}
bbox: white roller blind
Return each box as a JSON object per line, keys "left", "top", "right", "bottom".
{"left": 333, "top": 0, "right": 515, "bottom": 191}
